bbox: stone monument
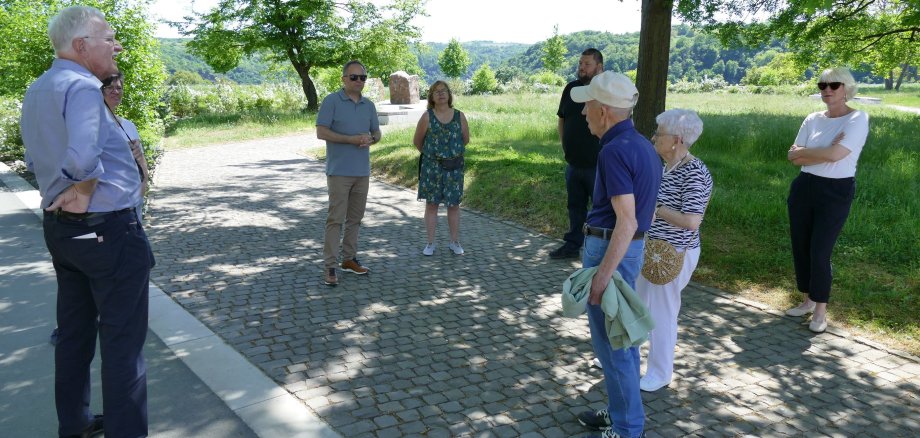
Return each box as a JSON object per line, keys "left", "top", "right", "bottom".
{"left": 364, "top": 77, "right": 385, "bottom": 102}
{"left": 388, "top": 71, "right": 420, "bottom": 105}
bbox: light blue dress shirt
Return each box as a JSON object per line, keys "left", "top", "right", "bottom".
{"left": 21, "top": 59, "right": 141, "bottom": 212}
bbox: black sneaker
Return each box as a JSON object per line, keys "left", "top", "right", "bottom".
{"left": 549, "top": 243, "right": 580, "bottom": 259}
{"left": 577, "top": 408, "right": 611, "bottom": 430}
{"left": 585, "top": 427, "right": 625, "bottom": 438}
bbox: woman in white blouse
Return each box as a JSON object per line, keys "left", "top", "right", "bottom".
{"left": 785, "top": 67, "right": 869, "bottom": 333}
{"left": 637, "top": 109, "right": 713, "bottom": 392}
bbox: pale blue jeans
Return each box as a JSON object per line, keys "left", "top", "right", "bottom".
{"left": 583, "top": 234, "right": 645, "bottom": 438}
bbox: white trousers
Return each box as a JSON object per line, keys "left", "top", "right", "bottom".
{"left": 636, "top": 246, "right": 701, "bottom": 384}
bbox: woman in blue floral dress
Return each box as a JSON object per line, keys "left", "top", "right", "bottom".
{"left": 413, "top": 80, "right": 470, "bottom": 256}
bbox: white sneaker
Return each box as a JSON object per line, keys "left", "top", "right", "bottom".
{"left": 639, "top": 375, "right": 671, "bottom": 392}
{"left": 422, "top": 243, "right": 436, "bottom": 256}
{"left": 592, "top": 357, "right": 603, "bottom": 369}
{"left": 448, "top": 241, "right": 464, "bottom": 255}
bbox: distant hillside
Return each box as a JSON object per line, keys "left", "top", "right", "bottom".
{"left": 158, "top": 38, "right": 295, "bottom": 84}
{"left": 158, "top": 29, "right": 883, "bottom": 86}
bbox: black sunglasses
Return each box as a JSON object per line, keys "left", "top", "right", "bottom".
{"left": 346, "top": 74, "right": 368, "bottom": 82}
{"left": 817, "top": 82, "right": 843, "bottom": 91}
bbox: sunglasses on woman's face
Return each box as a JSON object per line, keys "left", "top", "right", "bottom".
{"left": 817, "top": 82, "right": 843, "bottom": 91}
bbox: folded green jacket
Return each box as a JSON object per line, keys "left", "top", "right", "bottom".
{"left": 562, "top": 266, "right": 655, "bottom": 349}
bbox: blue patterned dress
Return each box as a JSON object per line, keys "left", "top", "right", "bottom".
{"left": 418, "top": 108, "right": 465, "bottom": 206}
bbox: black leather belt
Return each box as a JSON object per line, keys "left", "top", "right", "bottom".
{"left": 45, "top": 208, "right": 135, "bottom": 226}
{"left": 583, "top": 224, "right": 645, "bottom": 241}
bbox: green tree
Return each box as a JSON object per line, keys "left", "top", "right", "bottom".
{"left": 167, "top": 70, "right": 208, "bottom": 86}
{"left": 741, "top": 52, "right": 804, "bottom": 85}
{"left": 541, "top": 24, "right": 567, "bottom": 73}
{"left": 182, "top": 0, "right": 425, "bottom": 110}
{"left": 438, "top": 38, "right": 471, "bottom": 79}
{"left": 470, "top": 63, "right": 498, "bottom": 94}
{"left": 681, "top": 0, "right": 920, "bottom": 89}
{"left": 0, "top": 0, "right": 166, "bottom": 144}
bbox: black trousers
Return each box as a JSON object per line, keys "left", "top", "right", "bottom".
{"left": 43, "top": 209, "right": 154, "bottom": 438}
{"left": 563, "top": 164, "right": 596, "bottom": 247}
{"left": 787, "top": 172, "right": 855, "bottom": 303}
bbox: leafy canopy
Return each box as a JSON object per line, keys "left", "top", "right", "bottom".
{"left": 0, "top": 0, "right": 167, "bottom": 143}
{"left": 541, "top": 24, "right": 567, "bottom": 73}
{"left": 438, "top": 38, "right": 471, "bottom": 79}
{"left": 181, "top": 0, "right": 426, "bottom": 110}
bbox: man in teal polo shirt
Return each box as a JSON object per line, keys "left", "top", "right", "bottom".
{"left": 316, "top": 60, "right": 381, "bottom": 286}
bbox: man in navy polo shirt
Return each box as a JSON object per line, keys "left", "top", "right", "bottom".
{"left": 316, "top": 60, "right": 381, "bottom": 286}
{"left": 569, "top": 72, "right": 661, "bottom": 438}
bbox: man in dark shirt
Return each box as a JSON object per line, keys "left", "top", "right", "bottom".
{"left": 551, "top": 48, "right": 604, "bottom": 259}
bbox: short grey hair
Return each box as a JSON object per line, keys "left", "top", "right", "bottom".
{"left": 48, "top": 6, "right": 106, "bottom": 56}
{"left": 655, "top": 108, "right": 704, "bottom": 147}
{"left": 820, "top": 67, "right": 858, "bottom": 101}
{"left": 342, "top": 60, "right": 366, "bottom": 76}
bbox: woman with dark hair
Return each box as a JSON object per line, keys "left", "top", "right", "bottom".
{"left": 785, "top": 67, "right": 869, "bottom": 333}
{"left": 413, "top": 80, "right": 470, "bottom": 256}
{"left": 101, "top": 72, "right": 149, "bottom": 221}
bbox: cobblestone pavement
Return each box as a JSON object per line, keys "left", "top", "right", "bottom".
{"left": 146, "top": 134, "right": 920, "bottom": 437}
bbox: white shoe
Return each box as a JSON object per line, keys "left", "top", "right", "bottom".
{"left": 448, "top": 241, "right": 464, "bottom": 255}
{"left": 639, "top": 375, "right": 671, "bottom": 392}
{"left": 592, "top": 357, "right": 603, "bottom": 369}
{"left": 422, "top": 243, "right": 436, "bottom": 256}
{"left": 785, "top": 302, "right": 816, "bottom": 317}
{"left": 809, "top": 317, "right": 827, "bottom": 333}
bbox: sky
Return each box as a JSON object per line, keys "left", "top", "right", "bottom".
{"left": 150, "top": 0, "right": 646, "bottom": 43}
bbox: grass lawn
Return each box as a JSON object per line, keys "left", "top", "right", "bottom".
{"left": 371, "top": 92, "right": 920, "bottom": 354}
{"left": 859, "top": 83, "right": 920, "bottom": 107}
{"left": 162, "top": 110, "right": 316, "bottom": 150}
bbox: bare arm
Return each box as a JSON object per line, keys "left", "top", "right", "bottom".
{"left": 656, "top": 206, "right": 703, "bottom": 231}
{"left": 412, "top": 112, "right": 429, "bottom": 152}
{"left": 588, "top": 194, "right": 638, "bottom": 305}
{"left": 460, "top": 111, "right": 470, "bottom": 146}
{"left": 557, "top": 118, "right": 564, "bottom": 145}
{"left": 788, "top": 132, "right": 850, "bottom": 165}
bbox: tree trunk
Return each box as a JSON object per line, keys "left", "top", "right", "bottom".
{"left": 885, "top": 70, "right": 893, "bottom": 90}
{"left": 290, "top": 57, "right": 318, "bottom": 111}
{"left": 635, "top": 0, "right": 674, "bottom": 138}
{"left": 895, "top": 63, "right": 908, "bottom": 91}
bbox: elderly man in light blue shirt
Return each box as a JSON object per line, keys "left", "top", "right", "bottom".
{"left": 316, "top": 59, "right": 381, "bottom": 286}
{"left": 20, "top": 6, "right": 153, "bottom": 438}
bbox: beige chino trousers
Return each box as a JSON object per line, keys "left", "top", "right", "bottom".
{"left": 323, "top": 175, "right": 369, "bottom": 269}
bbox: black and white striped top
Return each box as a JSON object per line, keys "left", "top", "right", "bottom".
{"left": 647, "top": 157, "right": 713, "bottom": 249}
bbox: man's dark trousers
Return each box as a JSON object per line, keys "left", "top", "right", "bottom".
{"left": 44, "top": 209, "right": 154, "bottom": 438}
{"left": 563, "top": 164, "right": 596, "bottom": 248}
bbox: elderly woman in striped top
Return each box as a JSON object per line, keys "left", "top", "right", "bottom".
{"left": 636, "top": 109, "right": 713, "bottom": 392}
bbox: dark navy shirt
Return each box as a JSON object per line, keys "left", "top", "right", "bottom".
{"left": 557, "top": 80, "right": 600, "bottom": 168}
{"left": 586, "top": 119, "right": 661, "bottom": 232}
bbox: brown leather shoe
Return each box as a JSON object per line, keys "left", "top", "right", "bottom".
{"left": 341, "top": 259, "right": 369, "bottom": 275}
{"left": 323, "top": 268, "right": 337, "bottom": 286}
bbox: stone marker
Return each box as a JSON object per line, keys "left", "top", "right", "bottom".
{"left": 365, "top": 77, "right": 385, "bottom": 102}
{"left": 389, "top": 71, "right": 420, "bottom": 104}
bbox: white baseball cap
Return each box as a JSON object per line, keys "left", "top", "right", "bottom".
{"left": 570, "top": 71, "right": 639, "bottom": 109}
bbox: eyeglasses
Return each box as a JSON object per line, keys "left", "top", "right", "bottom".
{"left": 82, "top": 35, "right": 117, "bottom": 45}
{"left": 817, "top": 82, "right": 843, "bottom": 91}
{"left": 433, "top": 90, "right": 449, "bottom": 95}
{"left": 102, "top": 85, "right": 123, "bottom": 94}
{"left": 346, "top": 74, "right": 368, "bottom": 82}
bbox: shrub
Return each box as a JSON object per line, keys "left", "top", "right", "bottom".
{"left": 0, "top": 97, "right": 23, "bottom": 162}
{"left": 529, "top": 71, "right": 566, "bottom": 87}
{"left": 470, "top": 63, "right": 499, "bottom": 94}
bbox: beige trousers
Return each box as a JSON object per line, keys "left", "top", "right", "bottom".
{"left": 323, "top": 175, "right": 369, "bottom": 269}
